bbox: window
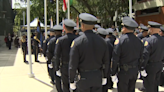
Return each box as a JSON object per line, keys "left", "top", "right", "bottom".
{"left": 138, "top": 7, "right": 160, "bottom": 16}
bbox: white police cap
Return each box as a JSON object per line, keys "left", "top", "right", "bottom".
{"left": 97, "top": 28, "right": 108, "bottom": 35}
{"left": 64, "top": 19, "right": 76, "bottom": 27}
{"left": 79, "top": 13, "right": 98, "bottom": 25}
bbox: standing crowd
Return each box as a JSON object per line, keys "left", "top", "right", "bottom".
{"left": 20, "top": 13, "right": 164, "bottom": 92}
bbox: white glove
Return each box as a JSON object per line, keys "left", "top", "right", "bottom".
{"left": 102, "top": 78, "right": 107, "bottom": 85}
{"left": 141, "top": 70, "right": 147, "bottom": 77}
{"left": 138, "top": 72, "right": 141, "bottom": 79}
{"left": 48, "top": 64, "right": 53, "bottom": 68}
{"left": 45, "top": 57, "right": 48, "bottom": 61}
{"left": 111, "top": 75, "right": 118, "bottom": 83}
{"left": 70, "top": 82, "right": 76, "bottom": 90}
{"left": 56, "top": 70, "right": 61, "bottom": 77}
{"left": 39, "top": 44, "right": 41, "bottom": 47}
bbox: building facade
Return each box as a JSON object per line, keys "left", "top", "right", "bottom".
{"left": 0, "top": 0, "right": 14, "bottom": 36}
{"left": 133, "top": 0, "right": 164, "bottom": 25}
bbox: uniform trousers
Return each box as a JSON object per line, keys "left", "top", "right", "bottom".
{"left": 47, "top": 61, "right": 55, "bottom": 82}
{"left": 102, "top": 71, "right": 113, "bottom": 92}
{"left": 76, "top": 70, "right": 102, "bottom": 92}
{"left": 22, "top": 46, "right": 27, "bottom": 61}
{"left": 61, "top": 65, "right": 70, "bottom": 92}
{"left": 33, "top": 46, "right": 39, "bottom": 61}
{"left": 117, "top": 68, "right": 138, "bottom": 92}
{"left": 143, "top": 62, "right": 163, "bottom": 92}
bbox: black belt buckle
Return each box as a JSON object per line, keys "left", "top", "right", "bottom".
{"left": 123, "top": 64, "right": 129, "bottom": 71}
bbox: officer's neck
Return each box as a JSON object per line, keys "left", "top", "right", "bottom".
{"left": 82, "top": 28, "right": 93, "bottom": 32}
{"left": 66, "top": 31, "right": 73, "bottom": 34}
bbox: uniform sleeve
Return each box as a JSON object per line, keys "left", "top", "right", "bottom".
{"left": 54, "top": 39, "right": 62, "bottom": 71}
{"left": 48, "top": 41, "right": 54, "bottom": 61}
{"left": 69, "top": 40, "right": 79, "bottom": 83}
{"left": 143, "top": 40, "right": 151, "bottom": 68}
{"left": 43, "top": 39, "right": 48, "bottom": 57}
{"left": 111, "top": 39, "right": 121, "bottom": 75}
{"left": 102, "top": 43, "right": 110, "bottom": 78}
{"left": 139, "top": 41, "right": 144, "bottom": 70}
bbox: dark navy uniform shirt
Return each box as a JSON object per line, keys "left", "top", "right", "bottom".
{"left": 43, "top": 36, "right": 55, "bottom": 57}
{"left": 47, "top": 35, "right": 61, "bottom": 63}
{"left": 54, "top": 33, "right": 77, "bottom": 71}
{"left": 112, "top": 33, "right": 144, "bottom": 75}
{"left": 143, "top": 34, "right": 164, "bottom": 68}
{"left": 69, "top": 30, "right": 109, "bottom": 83}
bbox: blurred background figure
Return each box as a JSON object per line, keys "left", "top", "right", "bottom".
{"left": 4, "top": 35, "right": 8, "bottom": 47}
{"left": 7, "top": 33, "right": 13, "bottom": 50}
{"left": 14, "top": 35, "right": 20, "bottom": 48}
{"left": 21, "top": 34, "right": 28, "bottom": 64}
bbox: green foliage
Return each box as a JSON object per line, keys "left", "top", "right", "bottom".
{"left": 14, "top": 0, "right": 135, "bottom": 29}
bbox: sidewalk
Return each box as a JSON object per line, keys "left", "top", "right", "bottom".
{"left": 0, "top": 45, "right": 57, "bottom": 92}
{"left": 0, "top": 45, "right": 163, "bottom": 92}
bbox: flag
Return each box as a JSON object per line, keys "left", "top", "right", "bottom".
{"left": 76, "top": 15, "right": 79, "bottom": 29}
{"left": 63, "top": 0, "right": 67, "bottom": 12}
{"left": 50, "top": 16, "right": 53, "bottom": 28}
{"left": 63, "top": 0, "right": 73, "bottom": 12}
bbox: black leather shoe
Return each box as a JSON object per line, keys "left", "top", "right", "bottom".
{"left": 24, "top": 61, "right": 29, "bottom": 64}
{"left": 50, "top": 81, "right": 55, "bottom": 85}
{"left": 35, "top": 60, "right": 40, "bottom": 62}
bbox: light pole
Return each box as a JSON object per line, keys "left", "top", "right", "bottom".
{"left": 27, "top": 0, "right": 34, "bottom": 78}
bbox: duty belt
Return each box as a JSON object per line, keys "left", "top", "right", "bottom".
{"left": 120, "top": 64, "right": 136, "bottom": 71}
{"left": 79, "top": 69, "right": 100, "bottom": 73}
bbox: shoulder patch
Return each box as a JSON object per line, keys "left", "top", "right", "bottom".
{"left": 144, "top": 41, "right": 148, "bottom": 46}
{"left": 141, "top": 40, "right": 143, "bottom": 43}
{"left": 71, "top": 41, "right": 75, "bottom": 48}
{"left": 114, "top": 39, "right": 119, "bottom": 45}
{"left": 56, "top": 39, "right": 59, "bottom": 44}
{"left": 43, "top": 40, "right": 46, "bottom": 43}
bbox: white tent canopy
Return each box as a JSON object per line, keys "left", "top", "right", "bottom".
{"left": 24, "top": 18, "right": 45, "bottom": 27}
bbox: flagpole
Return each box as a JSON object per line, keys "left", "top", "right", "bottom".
{"left": 129, "top": 0, "right": 132, "bottom": 18}
{"left": 68, "top": 0, "right": 70, "bottom": 19}
{"left": 56, "top": 0, "right": 59, "bottom": 25}
{"left": 27, "top": 0, "right": 34, "bottom": 78}
{"left": 44, "top": 0, "right": 47, "bottom": 39}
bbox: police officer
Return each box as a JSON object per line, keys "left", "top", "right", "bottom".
{"left": 43, "top": 29, "right": 55, "bottom": 84}
{"left": 94, "top": 24, "right": 101, "bottom": 31}
{"left": 97, "top": 28, "right": 113, "bottom": 92}
{"left": 48, "top": 25, "right": 63, "bottom": 91}
{"left": 54, "top": 19, "right": 77, "bottom": 92}
{"left": 134, "top": 29, "right": 140, "bottom": 36}
{"left": 111, "top": 17, "right": 143, "bottom": 92}
{"left": 105, "top": 28, "right": 116, "bottom": 89}
{"left": 106, "top": 28, "right": 116, "bottom": 45}
{"left": 43, "top": 30, "right": 55, "bottom": 57}
{"left": 69, "top": 13, "right": 109, "bottom": 92}
{"left": 33, "top": 31, "right": 40, "bottom": 62}
{"left": 159, "top": 26, "right": 164, "bottom": 86}
{"left": 137, "top": 24, "right": 144, "bottom": 39}
{"left": 139, "top": 26, "right": 149, "bottom": 41}
{"left": 141, "top": 21, "right": 164, "bottom": 92}
{"left": 21, "top": 34, "right": 28, "bottom": 63}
